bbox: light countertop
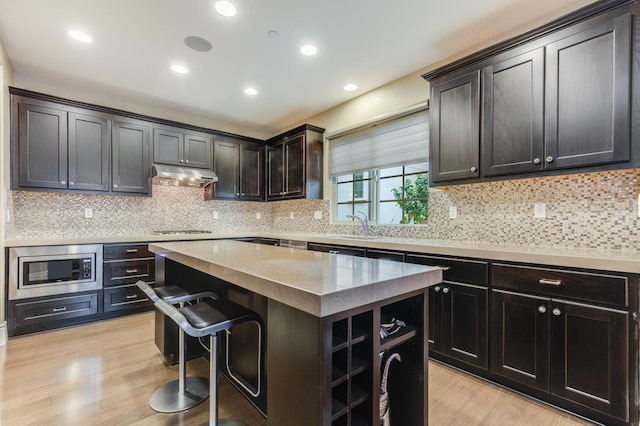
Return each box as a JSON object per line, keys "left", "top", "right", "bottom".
{"left": 5, "top": 231, "right": 639, "bottom": 274}
{"left": 149, "top": 240, "right": 442, "bottom": 317}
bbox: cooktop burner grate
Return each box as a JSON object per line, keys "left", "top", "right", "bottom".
{"left": 151, "top": 230, "right": 213, "bottom": 235}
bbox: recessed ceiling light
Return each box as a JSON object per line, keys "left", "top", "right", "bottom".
{"left": 344, "top": 83, "right": 358, "bottom": 92}
{"left": 68, "top": 30, "right": 92, "bottom": 43}
{"left": 300, "top": 44, "right": 317, "bottom": 56}
{"left": 244, "top": 88, "right": 258, "bottom": 95}
{"left": 184, "top": 36, "right": 213, "bottom": 52}
{"left": 267, "top": 30, "right": 280, "bottom": 39}
{"left": 215, "top": 1, "right": 236, "bottom": 17}
{"left": 171, "top": 64, "right": 189, "bottom": 74}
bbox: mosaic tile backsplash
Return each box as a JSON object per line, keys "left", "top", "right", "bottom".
{"left": 6, "top": 169, "right": 640, "bottom": 250}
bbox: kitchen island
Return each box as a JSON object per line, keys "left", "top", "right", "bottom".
{"left": 149, "top": 240, "right": 442, "bottom": 426}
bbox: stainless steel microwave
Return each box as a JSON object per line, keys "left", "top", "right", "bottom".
{"left": 9, "top": 244, "right": 103, "bottom": 300}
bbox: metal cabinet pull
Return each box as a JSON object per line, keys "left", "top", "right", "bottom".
{"left": 442, "top": 287, "right": 450, "bottom": 294}
{"left": 552, "top": 308, "right": 562, "bottom": 316}
{"left": 69, "top": 181, "right": 75, "bottom": 186}
{"left": 53, "top": 307, "right": 67, "bottom": 313}
{"left": 236, "top": 193, "right": 240, "bottom": 196}
{"left": 434, "top": 286, "right": 441, "bottom": 292}
{"left": 533, "top": 158, "right": 541, "bottom": 164}
{"left": 329, "top": 250, "right": 339, "bottom": 254}
{"left": 545, "top": 156, "right": 554, "bottom": 163}
{"left": 470, "top": 166, "right": 477, "bottom": 172}
{"left": 61, "top": 180, "right": 66, "bottom": 185}
{"left": 185, "top": 160, "right": 189, "bottom": 164}
{"left": 126, "top": 269, "right": 138, "bottom": 274}
{"left": 126, "top": 294, "right": 138, "bottom": 299}
{"left": 126, "top": 249, "right": 138, "bottom": 253}
{"left": 539, "top": 278, "right": 562, "bottom": 286}
{"left": 538, "top": 305, "right": 547, "bottom": 314}
{"left": 113, "top": 184, "right": 118, "bottom": 188}
{"left": 179, "top": 159, "right": 184, "bottom": 163}
{"left": 436, "top": 265, "right": 451, "bottom": 271}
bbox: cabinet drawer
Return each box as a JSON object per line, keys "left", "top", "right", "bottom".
{"left": 103, "top": 285, "right": 152, "bottom": 313}
{"left": 406, "top": 254, "right": 489, "bottom": 286}
{"left": 492, "top": 263, "right": 627, "bottom": 307}
{"left": 103, "top": 259, "right": 155, "bottom": 287}
{"left": 366, "top": 249, "right": 405, "bottom": 262}
{"left": 13, "top": 293, "right": 99, "bottom": 327}
{"left": 307, "top": 243, "right": 366, "bottom": 257}
{"left": 103, "top": 243, "right": 153, "bottom": 259}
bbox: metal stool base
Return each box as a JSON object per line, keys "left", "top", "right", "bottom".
{"left": 149, "top": 376, "right": 209, "bottom": 413}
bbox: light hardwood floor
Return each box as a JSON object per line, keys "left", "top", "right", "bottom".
{"left": 0, "top": 312, "right": 593, "bottom": 425}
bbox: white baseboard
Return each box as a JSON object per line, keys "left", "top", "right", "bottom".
{"left": 0, "top": 321, "right": 7, "bottom": 346}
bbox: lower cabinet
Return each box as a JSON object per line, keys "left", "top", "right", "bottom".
{"left": 102, "top": 243, "right": 155, "bottom": 314}
{"left": 491, "top": 263, "right": 631, "bottom": 423}
{"left": 11, "top": 292, "right": 100, "bottom": 329}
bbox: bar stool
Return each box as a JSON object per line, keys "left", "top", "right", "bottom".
{"left": 137, "top": 281, "right": 218, "bottom": 413}
{"left": 139, "top": 281, "right": 261, "bottom": 426}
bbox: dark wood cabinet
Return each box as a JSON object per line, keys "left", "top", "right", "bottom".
{"left": 153, "top": 127, "right": 212, "bottom": 170}
{"left": 102, "top": 243, "right": 155, "bottom": 314}
{"left": 212, "top": 138, "right": 264, "bottom": 200}
{"left": 68, "top": 112, "right": 111, "bottom": 191}
{"left": 544, "top": 14, "right": 631, "bottom": 170}
{"left": 112, "top": 120, "right": 151, "bottom": 194}
{"left": 430, "top": 70, "right": 480, "bottom": 183}
{"left": 406, "top": 253, "right": 489, "bottom": 369}
{"left": 491, "top": 262, "right": 631, "bottom": 423}
{"left": 423, "top": 2, "right": 638, "bottom": 186}
{"left": 13, "top": 100, "right": 110, "bottom": 192}
{"left": 482, "top": 48, "right": 544, "bottom": 176}
{"left": 266, "top": 124, "right": 325, "bottom": 201}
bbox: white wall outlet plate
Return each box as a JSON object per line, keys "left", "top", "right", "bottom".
{"left": 534, "top": 203, "right": 546, "bottom": 218}
{"left": 256, "top": 212, "right": 261, "bottom": 220}
{"left": 213, "top": 211, "right": 219, "bottom": 220}
{"left": 289, "top": 212, "right": 294, "bottom": 219}
{"left": 314, "top": 210, "right": 322, "bottom": 220}
{"left": 84, "top": 208, "right": 93, "bottom": 219}
{"left": 449, "top": 206, "right": 458, "bottom": 219}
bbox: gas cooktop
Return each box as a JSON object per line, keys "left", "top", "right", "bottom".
{"left": 151, "top": 230, "right": 213, "bottom": 235}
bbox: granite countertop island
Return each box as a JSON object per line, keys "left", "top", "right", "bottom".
{"left": 150, "top": 239, "right": 441, "bottom": 425}
{"left": 149, "top": 239, "right": 442, "bottom": 317}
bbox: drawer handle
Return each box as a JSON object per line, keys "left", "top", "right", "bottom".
{"left": 329, "top": 250, "right": 339, "bottom": 254}
{"left": 539, "top": 278, "right": 562, "bottom": 286}
{"left": 126, "top": 269, "right": 138, "bottom": 274}
{"left": 436, "top": 265, "right": 451, "bottom": 271}
{"left": 52, "top": 307, "right": 67, "bottom": 313}
{"left": 126, "top": 294, "right": 138, "bottom": 300}
{"left": 126, "top": 249, "right": 138, "bottom": 253}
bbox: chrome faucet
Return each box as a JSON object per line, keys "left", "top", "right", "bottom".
{"left": 347, "top": 211, "right": 371, "bottom": 236}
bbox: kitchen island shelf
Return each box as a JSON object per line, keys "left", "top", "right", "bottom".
{"left": 380, "top": 323, "right": 418, "bottom": 351}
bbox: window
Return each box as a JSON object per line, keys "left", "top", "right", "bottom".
{"left": 328, "top": 106, "right": 429, "bottom": 225}
{"left": 334, "top": 162, "right": 428, "bottom": 225}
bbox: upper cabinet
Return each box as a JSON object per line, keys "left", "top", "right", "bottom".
{"left": 112, "top": 119, "right": 151, "bottom": 194}
{"left": 210, "top": 137, "right": 264, "bottom": 201}
{"left": 12, "top": 97, "right": 111, "bottom": 193}
{"left": 423, "top": 1, "right": 638, "bottom": 186}
{"left": 153, "top": 126, "right": 212, "bottom": 170}
{"left": 266, "top": 124, "right": 325, "bottom": 201}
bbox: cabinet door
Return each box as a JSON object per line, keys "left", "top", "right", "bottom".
{"left": 430, "top": 70, "right": 480, "bottom": 183}
{"left": 545, "top": 14, "right": 631, "bottom": 170}
{"left": 240, "top": 144, "right": 264, "bottom": 200}
{"left": 112, "top": 120, "right": 151, "bottom": 194}
{"left": 213, "top": 140, "right": 240, "bottom": 199}
{"left": 267, "top": 144, "right": 284, "bottom": 200}
{"left": 550, "top": 301, "right": 628, "bottom": 421}
{"left": 153, "top": 128, "right": 183, "bottom": 166}
{"left": 68, "top": 112, "right": 110, "bottom": 191}
{"left": 491, "top": 290, "right": 549, "bottom": 391}
{"left": 184, "top": 133, "right": 212, "bottom": 169}
{"left": 482, "top": 48, "right": 544, "bottom": 176}
{"left": 284, "top": 134, "right": 305, "bottom": 198}
{"left": 441, "top": 283, "right": 488, "bottom": 369}
{"left": 17, "top": 103, "right": 68, "bottom": 189}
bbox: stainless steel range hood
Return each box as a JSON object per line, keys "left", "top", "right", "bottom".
{"left": 151, "top": 164, "right": 218, "bottom": 187}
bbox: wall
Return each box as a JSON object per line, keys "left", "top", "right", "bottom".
{"left": 0, "top": 37, "right": 15, "bottom": 345}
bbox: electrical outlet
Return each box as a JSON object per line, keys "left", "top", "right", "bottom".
{"left": 6, "top": 209, "right": 10, "bottom": 223}
{"left": 289, "top": 212, "right": 294, "bottom": 219}
{"left": 534, "top": 203, "right": 546, "bottom": 218}
{"left": 449, "top": 206, "right": 458, "bottom": 219}
{"left": 84, "top": 208, "right": 93, "bottom": 219}
{"left": 213, "top": 211, "right": 219, "bottom": 220}
{"left": 256, "top": 212, "right": 261, "bottom": 220}
{"left": 314, "top": 211, "right": 322, "bottom": 220}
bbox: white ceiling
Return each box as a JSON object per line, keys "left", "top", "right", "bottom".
{"left": 0, "top": 0, "right": 594, "bottom": 135}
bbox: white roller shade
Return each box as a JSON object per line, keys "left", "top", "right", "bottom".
{"left": 328, "top": 108, "right": 429, "bottom": 177}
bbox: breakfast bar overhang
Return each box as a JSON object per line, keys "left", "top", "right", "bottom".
{"left": 149, "top": 240, "right": 442, "bottom": 425}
